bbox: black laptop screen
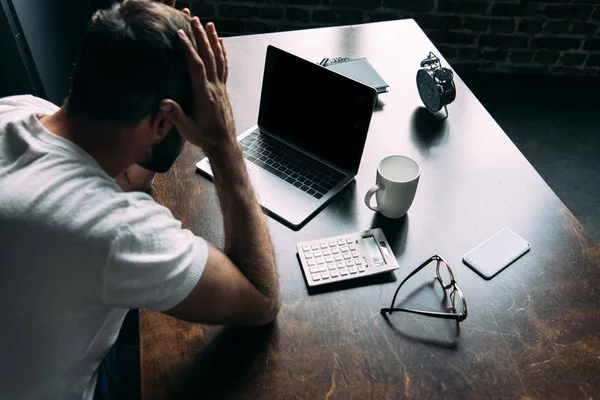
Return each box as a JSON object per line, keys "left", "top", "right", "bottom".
{"left": 257, "top": 46, "right": 377, "bottom": 174}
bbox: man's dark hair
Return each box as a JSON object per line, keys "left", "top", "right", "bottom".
{"left": 67, "top": 0, "right": 194, "bottom": 125}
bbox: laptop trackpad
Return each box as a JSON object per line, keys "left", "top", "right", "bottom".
{"left": 245, "top": 162, "right": 318, "bottom": 227}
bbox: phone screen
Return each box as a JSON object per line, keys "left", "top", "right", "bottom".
{"left": 463, "top": 229, "right": 531, "bottom": 279}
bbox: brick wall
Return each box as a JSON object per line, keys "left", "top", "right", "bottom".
{"left": 179, "top": 0, "right": 600, "bottom": 76}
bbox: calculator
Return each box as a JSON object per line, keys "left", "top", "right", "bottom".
{"left": 296, "top": 228, "right": 400, "bottom": 287}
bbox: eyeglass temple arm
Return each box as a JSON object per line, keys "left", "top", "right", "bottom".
{"left": 389, "top": 255, "right": 441, "bottom": 308}
{"left": 380, "top": 307, "right": 465, "bottom": 320}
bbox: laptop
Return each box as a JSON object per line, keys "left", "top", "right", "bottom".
{"left": 196, "top": 45, "right": 378, "bottom": 230}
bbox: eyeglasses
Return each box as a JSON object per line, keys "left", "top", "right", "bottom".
{"left": 380, "top": 255, "right": 467, "bottom": 322}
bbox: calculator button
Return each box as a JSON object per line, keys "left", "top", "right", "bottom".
{"left": 325, "top": 256, "right": 334, "bottom": 263}
{"left": 351, "top": 251, "right": 359, "bottom": 258}
{"left": 304, "top": 251, "right": 313, "bottom": 258}
{"left": 331, "top": 247, "right": 340, "bottom": 254}
{"left": 310, "top": 266, "right": 326, "bottom": 273}
{"left": 323, "top": 249, "right": 332, "bottom": 256}
{"left": 349, "top": 267, "right": 358, "bottom": 274}
{"left": 346, "top": 238, "right": 354, "bottom": 244}
{"left": 340, "top": 245, "right": 349, "bottom": 252}
{"left": 327, "top": 263, "right": 337, "bottom": 271}
{"left": 339, "top": 268, "right": 348, "bottom": 276}
{"left": 334, "top": 255, "right": 343, "bottom": 261}
{"left": 337, "top": 262, "right": 346, "bottom": 269}
{"left": 321, "top": 272, "right": 330, "bottom": 280}
{"left": 312, "top": 274, "right": 320, "bottom": 281}
{"left": 316, "top": 257, "right": 325, "bottom": 264}
{"left": 307, "top": 259, "right": 316, "bottom": 266}
{"left": 345, "top": 260, "right": 354, "bottom": 267}
{"left": 343, "top": 253, "right": 352, "bottom": 260}
{"left": 355, "top": 258, "right": 363, "bottom": 265}
{"left": 349, "top": 243, "right": 357, "bottom": 250}
{"left": 313, "top": 250, "right": 323, "bottom": 257}
{"left": 337, "top": 239, "right": 345, "bottom": 245}
{"left": 331, "top": 270, "right": 339, "bottom": 278}
{"left": 320, "top": 243, "right": 328, "bottom": 249}
{"left": 302, "top": 246, "right": 310, "bottom": 251}
{"left": 329, "top": 241, "right": 337, "bottom": 247}
{"left": 358, "top": 265, "right": 366, "bottom": 273}
{"left": 312, "top": 244, "right": 320, "bottom": 250}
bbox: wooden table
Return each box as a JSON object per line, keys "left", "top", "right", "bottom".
{"left": 141, "top": 20, "right": 600, "bottom": 399}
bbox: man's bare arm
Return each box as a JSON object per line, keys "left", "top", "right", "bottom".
{"left": 165, "top": 138, "right": 279, "bottom": 325}
{"left": 161, "top": 19, "right": 279, "bottom": 325}
{"left": 115, "top": 164, "right": 156, "bottom": 192}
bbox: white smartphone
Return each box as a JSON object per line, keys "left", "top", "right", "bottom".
{"left": 463, "top": 228, "right": 531, "bottom": 279}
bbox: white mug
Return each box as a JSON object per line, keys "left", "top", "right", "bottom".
{"left": 364, "top": 155, "right": 421, "bottom": 219}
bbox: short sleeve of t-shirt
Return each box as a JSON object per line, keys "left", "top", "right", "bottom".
{"left": 101, "top": 194, "right": 208, "bottom": 312}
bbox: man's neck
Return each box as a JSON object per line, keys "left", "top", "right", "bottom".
{"left": 39, "top": 107, "right": 135, "bottom": 178}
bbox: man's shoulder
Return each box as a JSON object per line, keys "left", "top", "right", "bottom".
{"left": 90, "top": 189, "right": 175, "bottom": 228}
{"left": 1, "top": 162, "right": 174, "bottom": 241}
{"left": 70, "top": 187, "right": 185, "bottom": 250}
{"left": 62, "top": 184, "right": 176, "bottom": 236}
{"left": 0, "top": 95, "right": 59, "bottom": 116}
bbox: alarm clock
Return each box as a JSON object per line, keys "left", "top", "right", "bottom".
{"left": 416, "top": 52, "right": 456, "bottom": 119}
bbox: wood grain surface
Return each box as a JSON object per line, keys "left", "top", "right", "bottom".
{"left": 141, "top": 20, "right": 600, "bottom": 399}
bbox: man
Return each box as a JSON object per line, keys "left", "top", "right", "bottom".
{"left": 0, "top": 1, "right": 280, "bottom": 398}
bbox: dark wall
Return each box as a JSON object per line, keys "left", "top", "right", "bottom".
{"left": 0, "top": 1, "right": 35, "bottom": 98}
{"left": 180, "top": 0, "right": 600, "bottom": 76}
{"left": 0, "top": 0, "right": 95, "bottom": 105}
{"left": 2, "top": 0, "right": 597, "bottom": 95}
{"left": 12, "top": 0, "right": 93, "bottom": 105}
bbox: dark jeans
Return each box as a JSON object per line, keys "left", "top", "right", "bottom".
{"left": 94, "top": 309, "right": 141, "bottom": 400}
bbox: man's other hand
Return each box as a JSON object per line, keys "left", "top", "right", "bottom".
{"left": 116, "top": 164, "right": 156, "bottom": 192}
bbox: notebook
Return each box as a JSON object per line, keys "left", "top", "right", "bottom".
{"left": 196, "top": 46, "right": 378, "bottom": 230}
{"left": 323, "top": 58, "right": 389, "bottom": 94}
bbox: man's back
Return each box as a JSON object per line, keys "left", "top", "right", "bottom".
{"left": 0, "top": 95, "right": 208, "bottom": 399}
{"left": 1, "top": 2, "right": 282, "bottom": 397}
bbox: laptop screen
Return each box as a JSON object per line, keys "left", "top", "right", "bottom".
{"left": 258, "top": 46, "right": 377, "bottom": 174}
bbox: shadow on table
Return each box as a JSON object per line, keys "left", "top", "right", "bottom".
{"left": 305, "top": 268, "right": 397, "bottom": 296}
{"left": 167, "top": 323, "right": 277, "bottom": 399}
{"left": 371, "top": 213, "right": 409, "bottom": 255}
{"left": 409, "top": 107, "right": 448, "bottom": 151}
{"left": 380, "top": 280, "right": 461, "bottom": 349}
{"left": 374, "top": 96, "right": 385, "bottom": 112}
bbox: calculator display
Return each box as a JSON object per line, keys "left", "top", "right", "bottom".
{"left": 362, "top": 236, "right": 385, "bottom": 266}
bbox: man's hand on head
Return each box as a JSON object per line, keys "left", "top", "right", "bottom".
{"left": 116, "top": 164, "right": 156, "bottom": 192}
{"left": 159, "top": 18, "right": 235, "bottom": 158}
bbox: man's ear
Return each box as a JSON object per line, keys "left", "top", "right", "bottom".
{"left": 150, "top": 106, "right": 175, "bottom": 141}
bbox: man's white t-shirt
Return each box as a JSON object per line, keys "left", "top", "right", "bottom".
{"left": 0, "top": 95, "right": 208, "bottom": 399}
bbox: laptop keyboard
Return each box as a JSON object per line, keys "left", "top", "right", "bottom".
{"left": 239, "top": 130, "right": 346, "bottom": 199}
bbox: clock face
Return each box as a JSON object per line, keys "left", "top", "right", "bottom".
{"left": 416, "top": 69, "right": 441, "bottom": 113}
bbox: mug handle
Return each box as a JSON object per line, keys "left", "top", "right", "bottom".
{"left": 364, "top": 185, "right": 383, "bottom": 212}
